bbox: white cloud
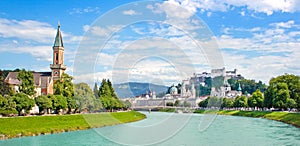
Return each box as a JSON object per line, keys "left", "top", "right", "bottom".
{"left": 83, "top": 25, "right": 123, "bottom": 37}
{"left": 157, "top": 0, "right": 300, "bottom": 16}
{"left": 240, "top": 11, "right": 245, "bottom": 16}
{"left": 0, "top": 18, "right": 81, "bottom": 44}
{"left": 0, "top": 44, "right": 52, "bottom": 61}
{"left": 0, "top": 18, "right": 55, "bottom": 43}
{"left": 217, "top": 20, "right": 300, "bottom": 83}
{"left": 0, "top": 18, "right": 81, "bottom": 63}
{"left": 270, "top": 20, "right": 295, "bottom": 28}
{"left": 122, "top": 9, "right": 141, "bottom": 15}
{"left": 69, "top": 7, "right": 100, "bottom": 15}
{"left": 224, "top": 0, "right": 300, "bottom": 15}
{"left": 74, "top": 70, "right": 113, "bottom": 86}
{"left": 73, "top": 1, "right": 300, "bottom": 86}
{"left": 222, "top": 52, "right": 292, "bottom": 84}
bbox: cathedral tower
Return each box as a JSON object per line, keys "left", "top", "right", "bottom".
{"left": 50, "top": 22, "right": 66, "bottom": 80}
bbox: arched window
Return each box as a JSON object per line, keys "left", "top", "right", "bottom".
{"left": 56, "top": 53, "right": 59, "bottom": 64}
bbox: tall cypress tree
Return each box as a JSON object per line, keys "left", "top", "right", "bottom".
{"left": 98, "top": 79, "right": 123, "bottom": 110}
{"left": 107, "top": 79, "right": 118, "bottom": 99}
{"left": 93, "top": 83, "right": 99, "bottom": 98}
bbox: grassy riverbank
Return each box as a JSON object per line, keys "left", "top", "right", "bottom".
{"left": 0, "top": 111, "right": 146, "bottom": 139}
{"left": 158, "top": 108, "right": 175, "bottom": 112}
{"left": 194, "top": 109, "right": 300, "bottom": 128}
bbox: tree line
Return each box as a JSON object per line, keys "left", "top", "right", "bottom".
{"left": 199, "top": 74, "right": 300, "bottom": 111}
{"left": 0, "top": 69, "right": 128, "bottom": 116}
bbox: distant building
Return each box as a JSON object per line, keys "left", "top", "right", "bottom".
{"left": 5, "top": 23, "right": 66, "bottom": 96}
{"left": 181, "top": 67, "right": 243, "bottom": 99}
{"left": 211, "top": 67, "right": 226, "bottom": 78}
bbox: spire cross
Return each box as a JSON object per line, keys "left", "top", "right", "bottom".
{"left": 58, "top": 21, "right": 60, "bottom": 28}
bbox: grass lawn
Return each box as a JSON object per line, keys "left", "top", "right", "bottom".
{"left": 158, "top": 108, "right": 175, "bottom": 112}
{"left": 0, "top": 111, "right": 146, "bottom": 139}
{"left": 194, "top": 109, "right": 300, "bottom": 128}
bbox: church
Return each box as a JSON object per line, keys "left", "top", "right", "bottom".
{"left": 5, "top": 23, "right": 66, "bottom": 96}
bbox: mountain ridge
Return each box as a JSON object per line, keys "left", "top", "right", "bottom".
{"left": 113, "top": 82, "right": 168, "bottom": 98}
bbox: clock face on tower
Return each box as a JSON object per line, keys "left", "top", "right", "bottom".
{"left": 54, "top": 71, "right": 59, "bottom": 76}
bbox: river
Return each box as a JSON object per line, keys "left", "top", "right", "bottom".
{"left": 1, "top": 112, "right": 300, "bottom": 146}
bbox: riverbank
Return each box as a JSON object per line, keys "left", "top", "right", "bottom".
{"left": 194, "top": 109, "right": 300, "bottom": 128}
{"left": 0, "top": 111, "right": 146, "bottom": 139}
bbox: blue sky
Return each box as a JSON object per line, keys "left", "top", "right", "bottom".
{"left": 0, "top": 0, "right": 299, "bottom": 86}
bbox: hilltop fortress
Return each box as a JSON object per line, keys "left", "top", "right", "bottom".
{"left": 125, "top": 67, "right": 244, "bottom": 108}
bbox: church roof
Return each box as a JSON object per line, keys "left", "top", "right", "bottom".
{"left": 53, "top": 22, "right": 63, "bottom": 47}
{"left": 5, "top": 72, "right": 52, "bottom": 88}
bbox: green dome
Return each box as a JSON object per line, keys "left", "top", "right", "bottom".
{"left": 170, "top": 85, "right": 178, "bottom": 93}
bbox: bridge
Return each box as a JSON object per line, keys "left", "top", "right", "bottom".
{"left": 132, "top": 106, "right": 194, "bottom": 112}
{"left": 127, "top": 98, "right": 198, "bottom": 111}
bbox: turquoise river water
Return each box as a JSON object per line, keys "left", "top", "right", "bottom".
{"left": 1, "top": 112, "right": 300, "bottom": 146}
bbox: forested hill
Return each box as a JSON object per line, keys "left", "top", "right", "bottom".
{"left": 113, "top": 82, "right": 168, "bottom": 98}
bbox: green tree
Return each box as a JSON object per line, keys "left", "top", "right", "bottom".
{"left": 13, "top": 93, "right": 35, "bottom": 115}
{"left": 212, "top": 76, "right": 225, "bottom": 89}
{"left": 264, "top": 85, "right": 275, "bottom": 108}
{"left": 227, "top": 78, "right": 237, "bottom": 90}
{"left": 228, "top": 78, "right": 266, "bottom": 94}
{"left": 234, "top": 95, "right": 248, "bottom": 108}
{"left": 198, "top": 85, "right": 211, "bottom": 96}
{"left": 113, "top": 99, "right": 124, "bottom": 109}
{"left": 269, "top": 74, "right": 300, "bottom": 108}
{"left": 35, "top": 95, "right": 52, "bottom": 114}
{"left": 100, "top": 97, "right": 111, "bottom": 110}
{"left": 74, "top": 83, "right": 102, "bottom": 112}
{"left": 222, "top": 98, "right": 234, "bottom": 108}
{"left": 174, "top": 100, "right": 180, "bottom": 107}
{"left": 107, "top": 79, "right": 118, "bottom": 99}
{"left": 199, "top": 97, "right": 209, "bottom": 108}
{"left": 272, "top": 83, "right": 290, "bottom": 110}
{"left": 17, "top": 69, "right": 36, "bottom": 96}
{"left": 99, "top": 79, "right": 112, "bottom": 98}
{"left": 0, "top": 70, "right": 12, "bottom": 96}
{"left": 248, "top": 90, "right": 264, "bottom": 108}
{"left": 256, "top": 81, "right": 267, "bottom": 93}
{"left": 0, "top": 95, "right": 17, "bottom": 116}
{"left": 239, "top": 79, "right": 256, "bottom": 95}
{"left": 207, "top": 96, "right": 222, "bottom": 108}
{"left": 123, "top": 100, "right": 132, "bottom": 109}
{"left": 66, "top": 96, "right": 77, "bottom": 113}
{"left": 54, "top": 73, "right": 74, "bottom": 97}
{"left": 99, "top": 79, "right": 124, "bottom": 110}
{"left": 286, "top": 98, "right": 297, "bottom": 109}
{"left": 49, "top": 95, "right": 67, "bottom": 113}
{"left": 53, "top": 73, "right": 75, "bottom": 113}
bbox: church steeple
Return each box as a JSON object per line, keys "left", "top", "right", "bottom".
{"left": 237, "top": 83, "right": 242, "bottom": 91}
{"left": 53, "top": 21, "right": 63, "bottom": 47}
{"left": 50, "top": 22, "right": 66, "bottom": 80}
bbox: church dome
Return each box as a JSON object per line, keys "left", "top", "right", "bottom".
{"left": 170, "top": 85, "right": 178, "bottom": 94}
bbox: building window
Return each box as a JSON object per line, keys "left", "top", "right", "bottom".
{"left": 56, "top": 53, "right": 59, "bottom": 63}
